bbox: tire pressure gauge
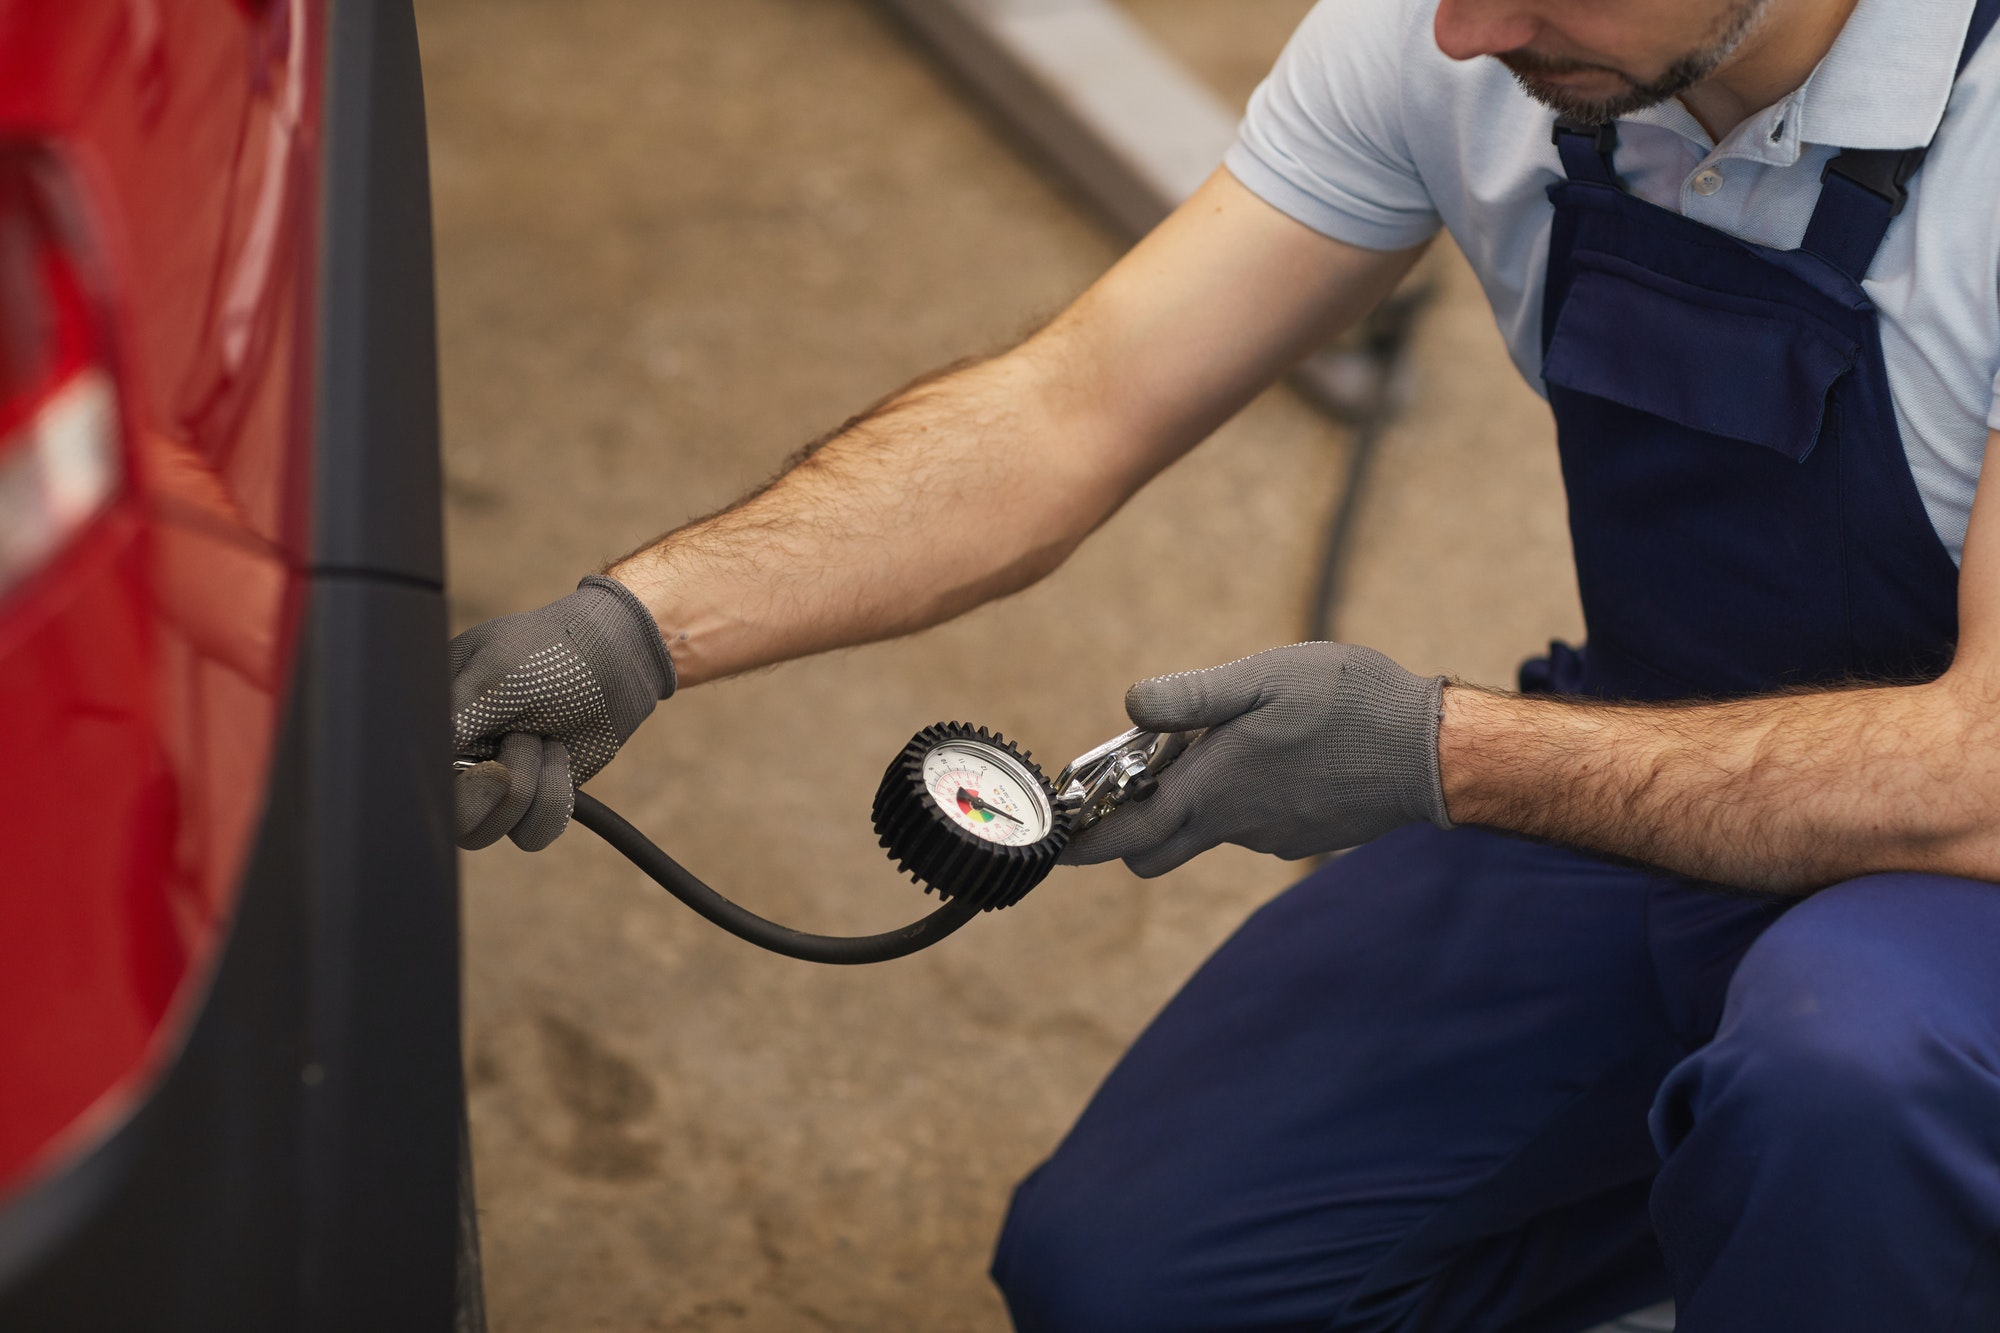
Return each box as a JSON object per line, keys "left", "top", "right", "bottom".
{"left": 871, "top": 721, "right": 1199, "bottom": 911}
{"left": 872, "top": 723, "right": 1067, "bottom": 911}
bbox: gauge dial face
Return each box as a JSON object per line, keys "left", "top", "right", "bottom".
{"left": 921, "top": 740, "right": 1054, "bottom": 845}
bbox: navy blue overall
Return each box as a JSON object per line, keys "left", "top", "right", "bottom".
{"left": 992, "top": 6, "right": 2000, "bottom": 1330}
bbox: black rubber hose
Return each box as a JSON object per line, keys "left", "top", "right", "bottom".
{"left": 1305, "top": 281, "right": 1435, "bottom": 643}
{"left": 570, "top": 789, "right": 984, "bottom": 965}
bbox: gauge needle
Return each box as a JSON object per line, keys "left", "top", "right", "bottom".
{"left": 957, "top": 787, "right": 1023, "bottom": 825}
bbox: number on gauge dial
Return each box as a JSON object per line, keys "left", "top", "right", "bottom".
{"left": 921, "top": 740, "right": 1053, "bottom": 845}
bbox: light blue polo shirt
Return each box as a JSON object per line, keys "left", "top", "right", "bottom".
{"left": 1226, "top": 0, "right": 2000, "bottom": 562}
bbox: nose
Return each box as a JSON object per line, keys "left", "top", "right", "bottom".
{"left": 1433, "top": 0, "right": 1541, "bottom": 61}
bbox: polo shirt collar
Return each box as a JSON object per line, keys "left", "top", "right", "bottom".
{"left": 1619, "top": 0, "right": 1976, "bottom": 156}
{"left": 1794, "top": 0, "right": 1977, "bottom": 148}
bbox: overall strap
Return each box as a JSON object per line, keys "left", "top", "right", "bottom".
{"left": 1801, "top": 0, "right": 2000, "bottom": 279}
{"left": 1551, "top": 117, "right": 1621, "bottom": 187}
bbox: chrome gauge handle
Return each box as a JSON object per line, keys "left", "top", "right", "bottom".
{"left": 1053, "top": 727, "right": 1201, "bottom": 832}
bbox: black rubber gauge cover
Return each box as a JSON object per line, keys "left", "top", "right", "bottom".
{"left": 872, "top": 722, "right": 1068, "bottom": 910}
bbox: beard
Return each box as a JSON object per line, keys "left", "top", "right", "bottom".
{"left": 1498, "top": 0, "right": 1770, "bottom": 124}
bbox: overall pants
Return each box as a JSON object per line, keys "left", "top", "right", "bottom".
{"left": 992, "top": 5, "right": 2000, "bottom": 1329}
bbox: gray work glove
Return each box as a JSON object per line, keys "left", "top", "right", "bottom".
{"left": 1060, "top": 642, "right": 1451, "bottom": 877}
{"left": 450, "top": 574, "right": 676, "bottom": 851}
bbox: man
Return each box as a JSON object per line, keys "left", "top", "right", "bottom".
{"left": 450, "top": 0, "right": 2000, "bottom": 1325}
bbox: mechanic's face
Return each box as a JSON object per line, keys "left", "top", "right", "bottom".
{"left": 1434, "top": 0, "right": 1773, "bottom": 123}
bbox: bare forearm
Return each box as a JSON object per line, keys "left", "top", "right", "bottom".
{"left": 1439, "top": 676, "right": 2000, "bottom": 893}
{"left": 606, "top": 336, "right": 1142, "bottom": 686}
{"left": 605, "top": 172, "right": 1426, "bottom": 688}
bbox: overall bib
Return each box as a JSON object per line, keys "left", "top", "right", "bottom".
{"left": 994, "top": 6, "right": 2000, "bottom": 1329}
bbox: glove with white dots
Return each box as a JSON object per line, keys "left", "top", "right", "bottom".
{"left": 450, "top": 574, "right": 676, "bottom": 851}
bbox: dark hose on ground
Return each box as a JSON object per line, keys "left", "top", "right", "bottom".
{"left": 571, "top": 789, "right": 984, "bottom": 965}
{"left": 1303, "top": 280, "right": 1435, "bottom": 643}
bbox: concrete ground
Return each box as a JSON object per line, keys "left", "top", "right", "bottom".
{"left": 420, "top": 0, "right": 1583, "bottom": 1327}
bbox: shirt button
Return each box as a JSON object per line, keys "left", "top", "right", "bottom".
{"left": 1691, "top": 167, "right": 1725, "bottom": 196}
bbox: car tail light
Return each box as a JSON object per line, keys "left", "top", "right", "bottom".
{"left": 0, "top": 149, "right": 123, "bottom": 603}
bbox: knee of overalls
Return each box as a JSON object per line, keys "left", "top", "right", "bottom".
{"left": 1650, "top": 873, "right": 2000, "bottom": 1183}
{"left": 990, "top": 1161, "right": 1204, "bottom": 1333}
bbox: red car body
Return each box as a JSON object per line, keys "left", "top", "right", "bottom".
{"left": 0, "top": 0, "right": 316, "bottom": 1198}
{"left": 0, "top": 1, "right": 465, "bottom": 1326}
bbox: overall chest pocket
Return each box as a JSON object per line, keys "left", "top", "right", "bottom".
{"left": 1539, "top": 252, "right": 1872, "bottom": 697}
{"left": 1543, "top": 253, "right": 1859, "bottom": 462}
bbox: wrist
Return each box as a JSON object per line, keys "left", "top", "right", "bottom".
{"left": 1436, "top": 683, "right": 1517, "bottom": 827}
{"left": 604, "top": 557, "right": 739, "bottom": 688}
{"left": 577, "top": 573, "right": 679, "bottom": 699}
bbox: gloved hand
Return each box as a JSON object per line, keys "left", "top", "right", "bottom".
{"left": 450, "top": 574, "right": 676, "bottom": 851}
{"left": 1061, "top": 642, "right": 1451, "bottom": 877}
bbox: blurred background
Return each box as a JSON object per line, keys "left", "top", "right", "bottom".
{"left": 420, "top": 0, "right": 1583, "bottom": 1326}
